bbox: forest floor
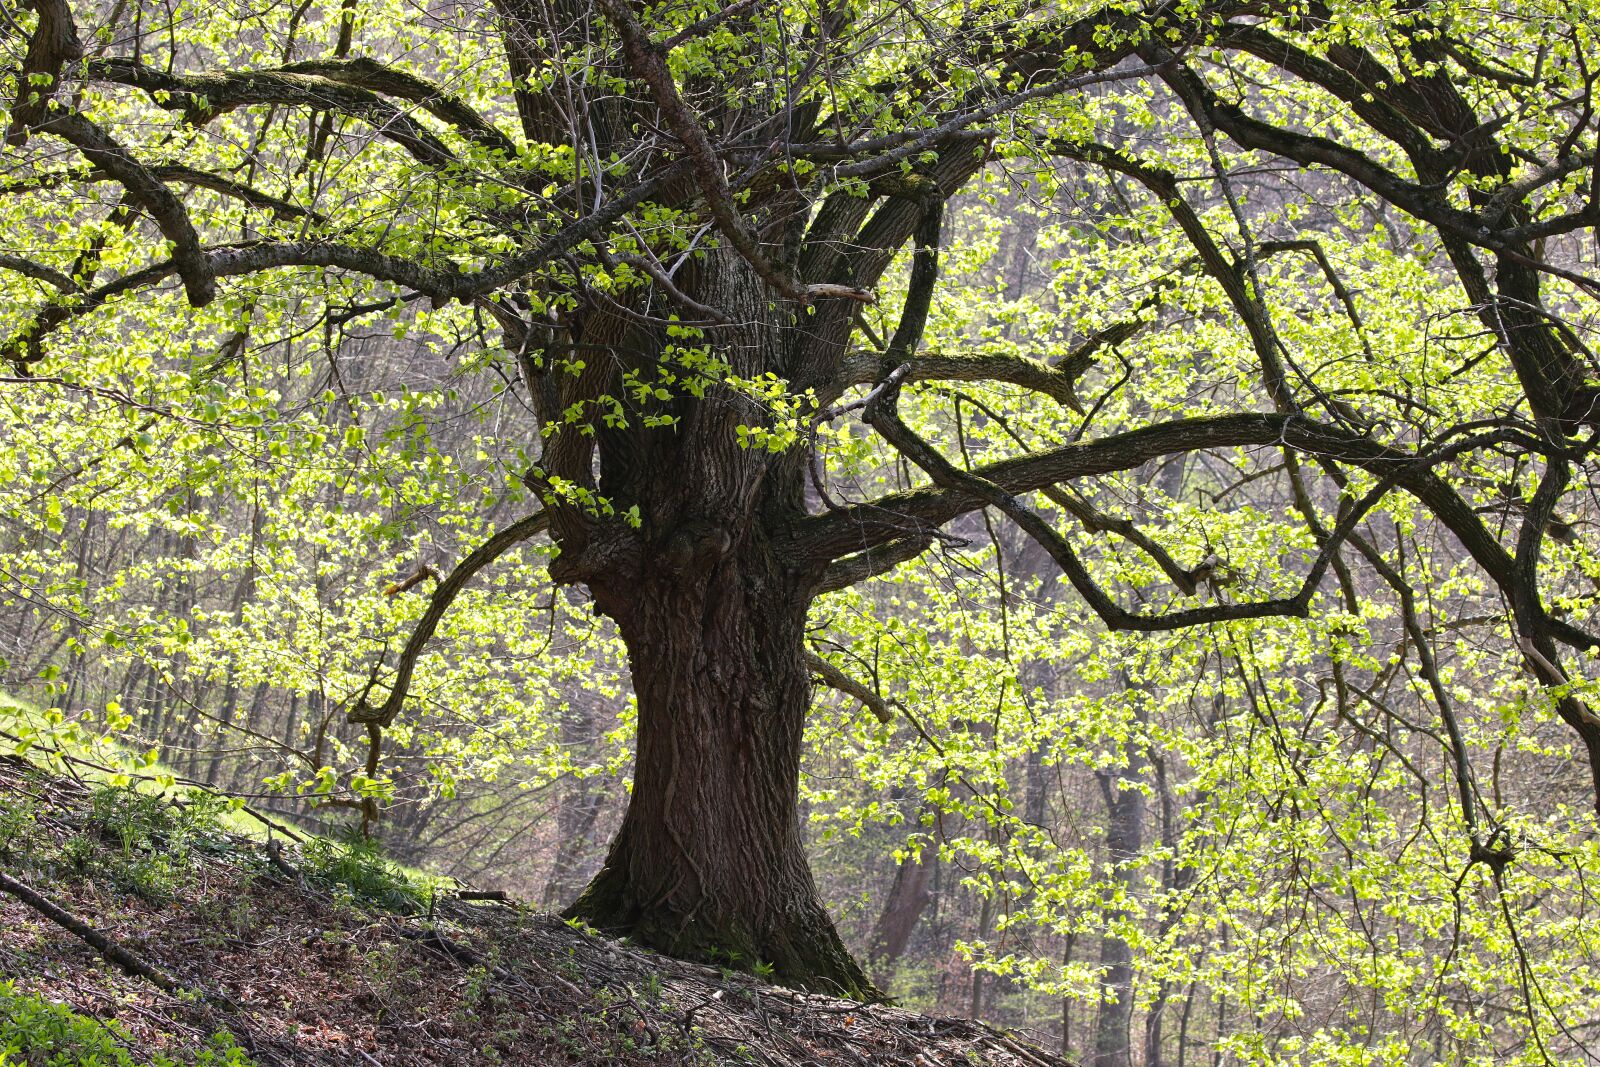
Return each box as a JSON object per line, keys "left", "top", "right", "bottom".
{"left": 0, "top": 756, "right": 1066, "bottom": 1067}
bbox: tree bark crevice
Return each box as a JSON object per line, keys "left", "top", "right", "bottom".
{"left": 567, "top": 531, "right": 873, "bottom": 997}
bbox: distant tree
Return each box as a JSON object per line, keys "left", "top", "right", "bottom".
{"left": 3, "top": 0, "right": 1596, "bottom": 996}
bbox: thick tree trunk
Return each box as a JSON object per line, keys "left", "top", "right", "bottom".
{"left": 563, "top": 526, "right": 871, "bottom": 996}
{"left": 523, "top": 242, "right": 876, "bottom": 995}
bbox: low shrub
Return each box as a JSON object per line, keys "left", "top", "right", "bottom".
{"left": 0, "top": 980, "right": 255, "bottom": 1066}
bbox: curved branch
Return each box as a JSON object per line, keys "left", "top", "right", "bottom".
{"left": 790, "top": 412, "right": 1299, "bottom": 562}
{"left": 86, "top": 58, "right": 462, "bottom": 170}
{"left": 829, "top": 349, "right": 1097, "bottom": 412}
{"left": 350, "top": 511, "right": 550, "bottom": 728}
{"left": 279, "top": 57, "right": 518, "bottom": 159}
{"left": 2, "top": 162, "right": 318, "bottom": 220}
{"left": 1219, "top": 22, "right": 1440, "bottom": 164}
{"left": 1041, "top": 484, "right": 1200, "bottom": 596}
{"left": 1048, "top": 137, "right": 1291, "bottom": 409}
{"left": 0, "top": 253, "right": 78, "bottom": 292}
{"left": 1151, "top": 54, "right": 1476, "bottom": 237}
{"left": 38, "top": 112, "right": 214, "bottom": 306}
{"left": 4, "top": 165, "right": 683, "bottom": 365}
{"left": 805, "top": 375, "right": 1600, "bottom": 667}
{"left": 863, "top": 366, "right": 1315, "bottom": 631}
{"left": 814, "top": 535, "right": 933, "bottom": 595}
{"left": 149, "top": 164, "right": 319, "bottom": 220}
{"left": 943, "top": 386, "right": 1202, "bottom": 595}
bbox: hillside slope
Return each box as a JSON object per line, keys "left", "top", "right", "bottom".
{"left": 0, "top": 759, "right": 1063, "bottom": 1067}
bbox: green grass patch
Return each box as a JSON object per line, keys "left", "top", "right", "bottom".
{"left": 298, "top": 833, "right": 437, "bottom": 913}
{"left": 1, "top": 780, "right": 243, "bottom": 906}
{"left": 2, "top": 771, "right": 440, "bottom": 918}
{"left": 1, "top": 695, "right": 446, "bottom": 903}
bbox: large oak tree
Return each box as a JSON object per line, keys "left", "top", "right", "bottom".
{"left": 4, "top": 0, "right": 1597, "bottom": 995}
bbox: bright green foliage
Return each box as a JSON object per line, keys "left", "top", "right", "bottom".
{"left": 810, "top": 577, "right": 1600, "bottom": 1061}
{"left": 0, "top": 981, "right": 256, "bottom": 1067}
{"left": 2, "top": 0, "right": 1599, "bottom": 1058}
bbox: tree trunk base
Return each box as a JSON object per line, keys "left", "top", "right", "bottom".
{"left": 563, "top": 853, "right": 877, "bottom": 1000}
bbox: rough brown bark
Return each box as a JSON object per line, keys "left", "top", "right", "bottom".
{"left": 565, "top": 537, "right": 871, "bottom": 996}
{"left": 555, "top": 250, "right": 873, "bottom": 998}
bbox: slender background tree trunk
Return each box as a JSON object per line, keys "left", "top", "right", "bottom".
{"left": 1094, "top": 720, "right": 1146, "bottom": 1067}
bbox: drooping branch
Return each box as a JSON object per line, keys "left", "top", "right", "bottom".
{"left": 945, "top": 387, "right": 1205, "bottom": 596}
{"left": 1255, "top": 239, "right": 1375, "bottom": 361}
{"left": 1047, "top": 137, "right": 1293, "bottom": 411}
{"left": 595, "top": 246, "right": 731, "bottom": 325}
{"left": 789, "top": 412, "right": 1302, "bottom": 563}
{"left": 832, "top": 379, "right": 1600, "bottom": 683}
{"left": 1041, "top": 484, "right": 1202, "bottom": 596}
{"left": 1344, "top": 531, "right": 1486, "bottom": 831}
{"left": 863, "top": 367, "right": 1317, "bottom": 632}
{"left": 350, "top": 511, "right": 550, "bottom": 728}
{"left": 148, "top": 165, "right": 320, "bottom": 220}
{"left": 658, "top": 0, "right": 760, "bottom": 49}
{"left": 37, "top": 112, "right": 214, "bottom": 306}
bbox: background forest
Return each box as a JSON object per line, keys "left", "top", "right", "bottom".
{"left": 3, "top": 0, "right": 1600, "bottom": 1062}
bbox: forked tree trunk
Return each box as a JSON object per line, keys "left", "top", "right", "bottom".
{"left": 565, "top": 536, "right": 872, "bottom": 995}
{"left": 524, "top": 243, "right": 877, "bottom": 995}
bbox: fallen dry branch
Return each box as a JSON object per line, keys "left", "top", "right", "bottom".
{"left": 0, "top": 869, "right": 179, "bottom": 993}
